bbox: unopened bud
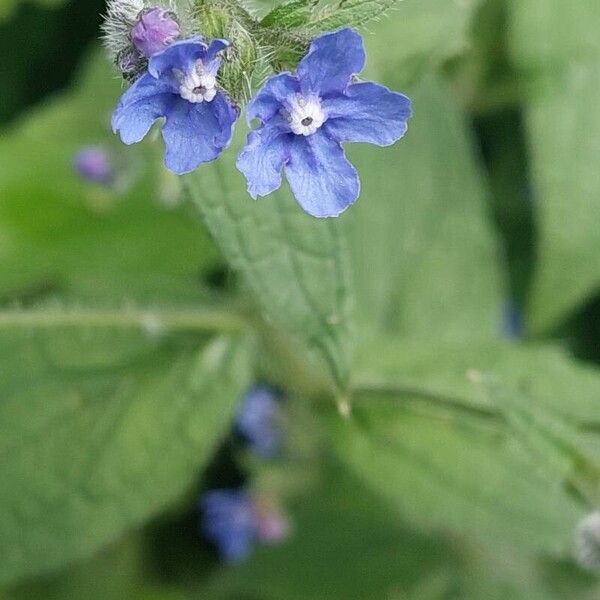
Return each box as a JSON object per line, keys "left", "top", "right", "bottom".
{"left": 117, "top": 46, "right": 143, "bottom": 76}
{"left": 254, "top": 496, "right": 291, "bottom": 545}
{"left": 73, "top": 147, "right": 113, "bottom": 185}
{"left": 131, "top": 8, "right": 180, "bottom": 58}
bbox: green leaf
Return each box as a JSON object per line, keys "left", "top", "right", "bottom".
{"left": 336, "top": 334, "right": 600, "bottom": 553}
{"left": 343, "top": 76, "right": 504, "bottom": 340}
{"left": 196, "top": 462, "right": 459, "bottom": 600}
{"left": 331, "top": 400, "right": 583, "bottom": 555}
{"left": 0, "top": 333, "right": 251, "bottom": 586}
{"left": 260, "top": 0, "right": 312, "bottom": 28}
{"left": 7, "top": 535, "right": 145, "bottom": 600}
{"left": 184, "top": 130, "right": 352, "bottom": 391}
{"left": 357, "top": 0, "right": 481, "bottom": 86}
{"left": 0, "top": 47, "right": 255, "bottom": 588}
{"left": 305, "top": 0, "right": 403, "bottom": 34}
{"left": 169, "top": 460, "right": 581, "bottom": 599}
{"left": 355, "top": 336, "right": 600, "bottom": 424}
{"left": 509, "top": 0, "right": 600, "bottom": 331}
{"left": 0, "top": 0, "right": 66, "bottom": 22}
{"left": 477, "top": 376, "right": 600, "bottom": 506}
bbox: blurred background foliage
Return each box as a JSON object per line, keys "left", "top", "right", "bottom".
{"left": 1, "top": 0, "right": 600, "bottom": 598}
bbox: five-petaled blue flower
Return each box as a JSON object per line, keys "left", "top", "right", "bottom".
{"left": 200, "top": 489, "right": 257, "bottom": 564}
{"left": 236, "top": 28, "right": 412, "bottom": 218}
{"left": 235, "top": 386, "right": 283, "bottom": 459}
{"left": 112, "top": 38, "right": 237, "bottom": 174}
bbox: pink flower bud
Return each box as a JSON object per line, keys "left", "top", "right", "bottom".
{"left": 131, "top": 8, "right": 180, "bottom": 58}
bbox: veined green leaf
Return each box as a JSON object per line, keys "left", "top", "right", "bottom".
{"left": 339, "top": 334, "right": 600, "bottom": 553}
{"left": 331, "top": 400, "right": 583, "bottom": 554}
{"left": 260, "top": 0, "right": 312, "bottom": 29}
{"left": 0, "top": 333, "right": 250, "bottom": 586}
{"left": 344, "top": 76, "right": 503, "bottom": 340}
{"left": 305, "top": 0, "right": 403, "bottom": 34}
{"left": 480, "top": 377, "right": 600, "bottom": 507}
{"left": 347, "top": 0, "right": 480, "bottom": 87}
{"left": 184, "top": 129, "right": 353, "bottom": 391}
{"left": 355, "top": 335, "right": 600, "bottom": 424}
{"left": 332, "top": 396, "right": 584, "bottom": 554}
{"left": 509, "top": 0, "right": 600, "bottom": 331}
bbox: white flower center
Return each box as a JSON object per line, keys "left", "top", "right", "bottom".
{"left": 174, "top": 60, "right": 217, "bottom": 103}
{"left": 284, "top": 94, "right": 326, "bottom": 136}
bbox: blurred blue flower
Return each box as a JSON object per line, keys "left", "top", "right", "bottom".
{"left": 200, "top": 489, "right": 257, "bottom": 564}
{"left": 73, "top": 146, "right": 114, "bottom": 185}
{"left": 237, "top": 28, "right": 412, "bottom": 218}
{"left": 131, "top": 7, "right": 180, "bottom": 58}
{"left": 502, "top": 301, "right": 524, "bottom": 340}
{"left": 112, "top": 38, "right": 237, "bottom": 174}
{"left": 235, "top": 386, "right": 283, "bottom": 458}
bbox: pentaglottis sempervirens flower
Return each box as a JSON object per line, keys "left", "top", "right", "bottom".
{"left": 200, "top": 489, "right": 258, "bottom": 563}
{"left": 235, "top": 386, "right": 284, "bottom": 459}
{"left": 200, "top": 489, "right": 290, "bottom": 563}
{"left": 112, "top": 38, "right": 238, "bottom": 174}
{"left": 236, "top": 28, "right": 412, "bottom": 218}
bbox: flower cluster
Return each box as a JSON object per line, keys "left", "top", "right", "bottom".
{"left": 200, "top": 490, "right": 290, "bottom": 563}
{"left": 197, "top": 385, "right": 290, "bottom": 564}
{"left": 105, "top": 2, "right": 411, "bottom": 217}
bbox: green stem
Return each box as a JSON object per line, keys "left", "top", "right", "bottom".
{"left": 0, "top": 307, "right": 249, "bottom": 334}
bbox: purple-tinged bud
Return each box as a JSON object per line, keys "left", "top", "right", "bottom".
{"left": 73, "top": 147, "right": 113, "bottom": 185}
{"left": 117, "top": 46, "right": 142, "bottom": 76}
{"left": 131, "top": 8, "right": 180, "bottom": 58}
{"left": 254, "top": 496, "right": 290, "bottom": 545}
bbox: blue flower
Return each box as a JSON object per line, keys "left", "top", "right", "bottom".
{"left": 200, "top": 489, "right": 257, "bottom": 564}
{"left": 235, "top": 386, "right": 283, "bottom": 459}
{"left": 73, "top": 146, "right": 113, "bottom": 185}
{"left": 112, "top": 38, "right": 238, "bottom": 174}
{"left": 502, "top": 301, "right": 524, "bottom": 340}
{"left": 236, "top": 28, "right": 412, "bottom": 218}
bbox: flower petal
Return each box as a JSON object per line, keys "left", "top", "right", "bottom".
{"left": 111, "top": 73, "right": 173, "bottom": 144}
{"left": 236, "top": 126, "right": 290, "bottom": 198}
{"left": 211, "top": 92, "right": 239, "bottom": 148}
{"left": 204, "top": 38, "right": 230, "bottom": 62}
{"left": 284, "top": 131, "right": 360, "bottom": 218}
{"left": 246, "top": 73, "right": 299, "bottom": 125}
{"left": 297, "top": 28, "right": 365, "bottom": 96}
{"left": 322, "top": 82, "right": 411, "bottom": 146}
{"left": 162, "top": 93, "right": 236, "bottom": 174}
{"left": 148, "top": 38, "right": 227, "bottom": 79}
